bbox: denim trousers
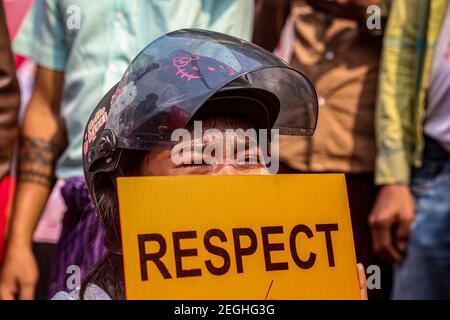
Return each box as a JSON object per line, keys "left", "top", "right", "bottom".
{"left": 392, "top": 137, "right": 450, "bottom": 299}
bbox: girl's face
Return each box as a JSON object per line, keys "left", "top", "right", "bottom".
{"left": 136, "top": 116, "right": 270, "bottom": 177}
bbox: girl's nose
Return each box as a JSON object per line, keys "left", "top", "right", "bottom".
{"left": 213, "top": 164, "right": 241, "bottom": 176}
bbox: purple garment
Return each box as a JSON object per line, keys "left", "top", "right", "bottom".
{"left": 47, "top": 177, "right": 107, "bottom": 298}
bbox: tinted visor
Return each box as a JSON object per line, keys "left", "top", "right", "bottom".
{"left": 105, "top": 29, "right": 318, "bottom": 150}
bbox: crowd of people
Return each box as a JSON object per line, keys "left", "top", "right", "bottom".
{"left": 0, "top": 0, "right": 449, "bottom": 300}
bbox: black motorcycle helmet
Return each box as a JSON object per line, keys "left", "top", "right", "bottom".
{"left": 82, "top": 29, "right": 318, "bottom": 205}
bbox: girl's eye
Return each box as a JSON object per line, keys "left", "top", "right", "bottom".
{"left": 186, "top": 161, "right": 209, "bottom": 167}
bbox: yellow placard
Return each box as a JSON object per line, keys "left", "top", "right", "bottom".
{"left": 117, "top": 174, "right": 359, "bottom": 300}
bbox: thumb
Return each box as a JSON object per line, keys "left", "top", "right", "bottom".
{"left": 357, "top": 263, "right": 368, "bottom": 300}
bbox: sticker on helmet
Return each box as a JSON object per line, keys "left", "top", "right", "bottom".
{"left": 83, "top": 137, "right": 89, "bottom": 156}
{"left": 172, "top": 54, "right": 238, "bottom": 82}
{"left": 111, "top": 81, "right": 137, "bottom": 111}
{"left": 87, "top": 107, "right": 108, "bottom": 146}
{"left": 173, "top": 55, "right": 202, "bottom": 81}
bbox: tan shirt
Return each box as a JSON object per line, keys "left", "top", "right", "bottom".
{"left": 280, "top": 1, "right": 381, "bottom": 173}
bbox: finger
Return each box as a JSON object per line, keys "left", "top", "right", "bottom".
{"left": 357, "top": 263, "right": 368, "bottom": 300}
{"left": 396, "top": 217, "right": 413, "bottom": 253}
{"left": 379, "top": 245, "right": 402, "bottom": 264}
{"left": 19, "top": 282, "right": 35, "bottom": 300}
{"left": 0, "top": 279, "right": 18, "bottom": 300}
{"left": 375, "top": 223, "right": 402, "bottom": 263}
{"left": 368, "top": 209, "right": 387, "bottom": 254}
{"left": 370, "top": 217, "right": 402, "bottom": 263}
{"left": 0, "top": 288, "right": 15, "bottom": 300}
{"left": 369, "top": 224, "right": 381, "bottom": 253}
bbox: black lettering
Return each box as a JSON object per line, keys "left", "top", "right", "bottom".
{"left": 316, "top": 224, "right": 339, "bottom": 267}
{"left": 173, "top": 231, "right": 202, "bottom": 278}
{"left": 289, "top": 224, "right": 316, "bottom": 269}
{"left": 232, "top": 228, "right": 258, "bottom": 273}
{"left": 261, "top": 226, "right": 289, "bottom": 271}
{"left": 204, "top": 229, "right": 231, "bottom": 276}
{"left": 138, "top": 234, "right": 172, "bottom": 281}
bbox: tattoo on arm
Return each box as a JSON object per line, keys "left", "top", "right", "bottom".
{"left": 18, "top": 136, "right": 63, "bottom": 187}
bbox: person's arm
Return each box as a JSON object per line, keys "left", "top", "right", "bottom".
{"left": 253, "top": 0, "right": 290, "bottom": 52}
{"left": 368, "top": 0, "right": 428, "bottom": 263}
{"left": 0, "top": 66, "right": 65, "bottom": 300}
{"left": 0, "top": 2, "right": 20, "bottom": 179}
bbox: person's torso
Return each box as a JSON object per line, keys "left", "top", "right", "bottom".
{"left": 280, "top": 0, "right": 382, "bottom": 173}
{"left": 55, "top": 0, "right": 253, "bottom": 179}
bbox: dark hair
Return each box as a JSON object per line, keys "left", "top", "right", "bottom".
{"left": 80, "top": 178, "right": 126, "bottom": 300}
{"left": 80, "top": 115, "right": 254, "bottom": 299}
{"left": 80, "top": 148, "right": 147, "bottom": 300}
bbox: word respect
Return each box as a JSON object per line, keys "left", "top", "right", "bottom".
{"left": 137, "top": 223, "right": 339, "bottom": 281}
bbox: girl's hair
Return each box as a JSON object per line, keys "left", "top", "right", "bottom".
{"left": 80, "top": 174, "right": 127, "bottom": 300}
{"left": 80, "top": 115, "right": 253, "bottom": 300}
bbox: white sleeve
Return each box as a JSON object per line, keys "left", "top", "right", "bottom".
{"left": 51, "top": 284, "right": 112, "bottom": 300}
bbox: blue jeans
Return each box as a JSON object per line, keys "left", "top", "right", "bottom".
{"left": 392, "top": 137, "right": 450, "bottom": 300}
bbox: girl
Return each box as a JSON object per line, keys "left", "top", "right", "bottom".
{"left": 70, "top": 29, "right": 366, "bottom": 300}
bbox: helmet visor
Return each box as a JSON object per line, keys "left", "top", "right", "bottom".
{"left": 105, "top": 29, "right": 318, "bottom": 150}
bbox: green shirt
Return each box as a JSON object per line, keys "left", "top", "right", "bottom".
{"left": 14, "top": 0, "right": 254, "bottom": 179}
{"left": 375, "top": 0, "right": 449, "bottom": 184}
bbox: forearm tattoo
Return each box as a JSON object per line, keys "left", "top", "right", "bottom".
{"left": 18, "top": 136, "right": 63, "bottom": 187}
